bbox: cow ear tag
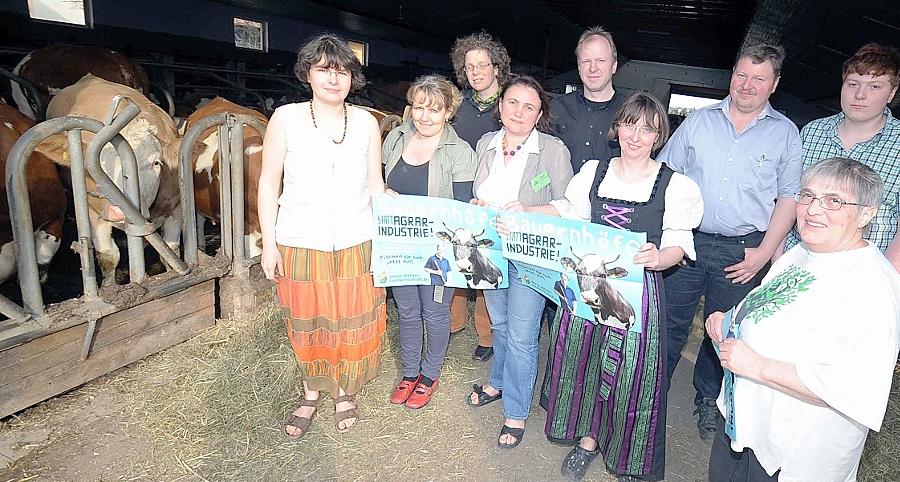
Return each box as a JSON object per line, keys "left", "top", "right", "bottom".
{"left": 530, "top": 171, "right": 551, "bottom": 192}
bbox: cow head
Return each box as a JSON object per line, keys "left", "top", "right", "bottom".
{"left": 99, "top": 117, "right": 164, "bottom": 222}
{"left": 560, "top": 250, "right": 627, "bottom": 290}
{"left": 435, "top": 223, "right": 494, "bottom": 274}
{"left": 561, "top": 249, "right": 634, "bottom": 329}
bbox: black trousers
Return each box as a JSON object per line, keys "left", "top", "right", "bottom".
{"left": 708, "top": 415, "right": 780, "bottom": 482}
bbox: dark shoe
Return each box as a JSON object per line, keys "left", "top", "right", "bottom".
{"left": 390, "top": 375, "right": 422, "bottom": 404}
{"left": 694, "top": 397, "right": 719, "bottom": 442}
{"left": 466, "top": 384, "right": 502, "bottom": 407}
{"left": 560, "top": 445, "right": 601, "bottom": 481}
{"left": 405, "top": 379, "right": 439, "bottom": 409}
{"left": 473, "top": 345, "right": 494, "bottom": 361}
{"left": 497, "top": 424, "right": 525, "bottom": 449}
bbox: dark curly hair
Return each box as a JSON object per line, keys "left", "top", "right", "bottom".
{"left": 492, "top": 75, "right": 552, "bottom": 133}
{"left": 293, "top": 33, "right": 366, "bottom": 92}
{"left": 449, "top": 31, "right": 511, "bottom": 89}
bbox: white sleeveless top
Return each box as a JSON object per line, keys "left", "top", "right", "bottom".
{"left": 274, "top": 102, "right": 375, "bottom": 251}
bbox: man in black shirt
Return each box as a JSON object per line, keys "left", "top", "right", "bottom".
{"left": 551, "top": 27, "right": 625, "bottom": 175}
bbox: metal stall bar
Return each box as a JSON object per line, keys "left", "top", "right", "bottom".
{"left": 177, "top": 112, "right": 228, "bottom": 267}
{"left": 227, "top": 115, "right": 267, "bottom": 272}
{"left": 80, "top": 102, "right": 190, "bottom": 277}
{"left": 7, "top": 116, "right": 110, "bottom": 315}
{"left": 0, "top": 66, "right": 46, "bottom": 122}
{"left": 93, "top": 97, "right": 146, "bottom": 284}
{"left": 228, "top": 121, "right": 243, "bottom": 268}
{"left": 66, "top": 130, "right": 100, "bottom": 300}
{"left": 217, "top": 121, "right": 234, "bottom": 261}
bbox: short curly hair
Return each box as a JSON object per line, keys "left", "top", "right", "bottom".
{"left": 293, "top": 33, "right": 366, "bottom": 92}
{"left": 449, "top": 31, "right": 511, "bottom": 89}
{"left": 406, "top": 74, "right": 463, "bottom": 118}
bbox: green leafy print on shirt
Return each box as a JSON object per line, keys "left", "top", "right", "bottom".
{"left": 735, "top": 265, "right": 815, "bottom": 325}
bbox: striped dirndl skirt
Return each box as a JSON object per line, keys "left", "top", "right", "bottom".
{"left": 275, "top": 241, "right": 387, "bottom": 395}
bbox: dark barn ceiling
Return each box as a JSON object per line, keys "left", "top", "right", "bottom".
{"left": 216, "top": 0, "right": 900, "bottom": 113}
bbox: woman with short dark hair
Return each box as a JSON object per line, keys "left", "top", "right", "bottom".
{"left": 258, "top": 33, "right": 386, "bottom": 440}
{"left": 465, "top": 75, "right": 573, "bottom": 449}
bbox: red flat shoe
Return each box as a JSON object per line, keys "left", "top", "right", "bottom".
{"left": 405, "top": 379, "right": 439, "bottom": 409}
{"left": 390, "top": 375, "right": 422, "bottom": 404}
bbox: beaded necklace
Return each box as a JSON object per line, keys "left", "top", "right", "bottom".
{"left": 502, "top": 137, "right": 524, "bottom": 157}
{"left": 310, "top": 101, "right": 348, "bottom": 144}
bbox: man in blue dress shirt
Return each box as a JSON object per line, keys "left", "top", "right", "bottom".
{"left": 657, "top": 44, "right": 803, "bottom": 441}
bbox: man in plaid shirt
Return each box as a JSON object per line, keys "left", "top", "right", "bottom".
{"left": 784, "top": 43, "right": 899, "bottom": 270}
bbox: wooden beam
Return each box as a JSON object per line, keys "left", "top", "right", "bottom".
{"left": 0, "top": 280, "right": 215, "bottom": 419}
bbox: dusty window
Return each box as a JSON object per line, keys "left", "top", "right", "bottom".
{"left": 234, "top": 18, "right": 267, "bottom": 52}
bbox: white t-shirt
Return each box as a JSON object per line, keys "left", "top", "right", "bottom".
{"left": 474, "top": 128, "right": 539, "bottom": 208}
{"left": 551, "top": 158, "right": 704, "bottom": 259}
{"left": 718, "top": 242, "right": 900, "bottom": 482}
{"left": 274, "top": 103, "right": 375, "bottom": 251}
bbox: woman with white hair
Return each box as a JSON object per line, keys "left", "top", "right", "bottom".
{"left": 706, "top": 157, "right": 900, "bottom": 482}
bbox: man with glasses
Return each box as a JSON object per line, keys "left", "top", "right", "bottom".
{"left": 447, "top": 32, "right": 512, "bottom": 361}
{"left": 551, "top": 26, "right": 625, "bottom": 175}
{"left": 783, "top": 43, "right": 900, "bottom": 271}
{"left": 657, "top": 44, "right": 803, "bottom": 442}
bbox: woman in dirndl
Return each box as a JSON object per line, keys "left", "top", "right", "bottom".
{"left": 258, "top": 33, "right": 387, "bottom": 440}
{"left": 542, "top": 92, "right": 702, "bottom": 481}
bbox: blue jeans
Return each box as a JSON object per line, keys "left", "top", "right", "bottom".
{"left": 664, "top": 231, "right": 767, "bottom": 405}
{"left": 482, "top": 263, "right": 546, "bottom": 421}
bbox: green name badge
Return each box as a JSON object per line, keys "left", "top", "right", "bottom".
{"left": 530, "top": 171, "right": 551, "bottom": 192}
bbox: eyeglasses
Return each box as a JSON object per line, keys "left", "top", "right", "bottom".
{"left": 312, "top": 67, "right": 350, "bottom": 78}
{"left": 795, "top": 190, "right": 865, "bottom": 210}
{"left": 619, "top": 123, "right": 658, "bottom": 136}
{"left": 464, "top": 63, "right": 493, "bottom": 73}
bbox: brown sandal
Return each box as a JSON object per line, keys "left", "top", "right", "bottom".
{"left": 283, "top": 397, "right": 320, "bottom": 440}
{"left": 333, "top": 394, "right": 359, "bottom": 433}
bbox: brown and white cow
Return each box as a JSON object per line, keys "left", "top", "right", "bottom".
{"left": 43, "top": 74, "right": 181, "bottom": 286}
{"left": 560, "top": 252, "right": 635, "bottom": 329}
{"left": 184, "top": 97, "right": 267, "bottom": 257}
{"left": 0, "top": 103, "right": 67, "bottom": 284}
{"left": 11, "top": 44, "right": 150, "bottom": 120}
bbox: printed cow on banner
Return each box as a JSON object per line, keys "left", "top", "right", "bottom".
{"left": 436, "top": 223, "right": 503, "bottom": 289}
{"left": 560, "top": 251, "right": 635, "bottom": 329}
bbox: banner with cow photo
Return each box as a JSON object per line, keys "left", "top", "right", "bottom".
{"left": 371, "top": 194, "right": 509, "bottom": 290}
{"left": 499, "top": 211, "right": 647, "bottom": 333}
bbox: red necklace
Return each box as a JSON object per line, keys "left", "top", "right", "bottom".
{"left": 502, "top": 137, "right": 524, "bottom": 157}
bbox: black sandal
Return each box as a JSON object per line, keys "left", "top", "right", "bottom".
{"left": 466, "top": 384, "right": 502, "bottom": 407}
{"left": 497, "top": 424, "right": 525, "bottom": 449}
{"left": 560, "top": 445, "right": 601, "bottom": 481}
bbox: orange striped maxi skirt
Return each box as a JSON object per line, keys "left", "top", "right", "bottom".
{"left": 275, "top": 241, "right": 387, "bottom": 395}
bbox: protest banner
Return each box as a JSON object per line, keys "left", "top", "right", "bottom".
{"left": 499, "top": 211, "right": 646, "bottom": 332}
{"left": 371, "top": 194, "right": 508, "bottom": 289}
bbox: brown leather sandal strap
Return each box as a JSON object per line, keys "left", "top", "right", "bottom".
{"left": 334, "top": 394, "right": 355, "bottom": 404}
{"left": 300, "top": 398, "right": 321, "bottom": 408}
